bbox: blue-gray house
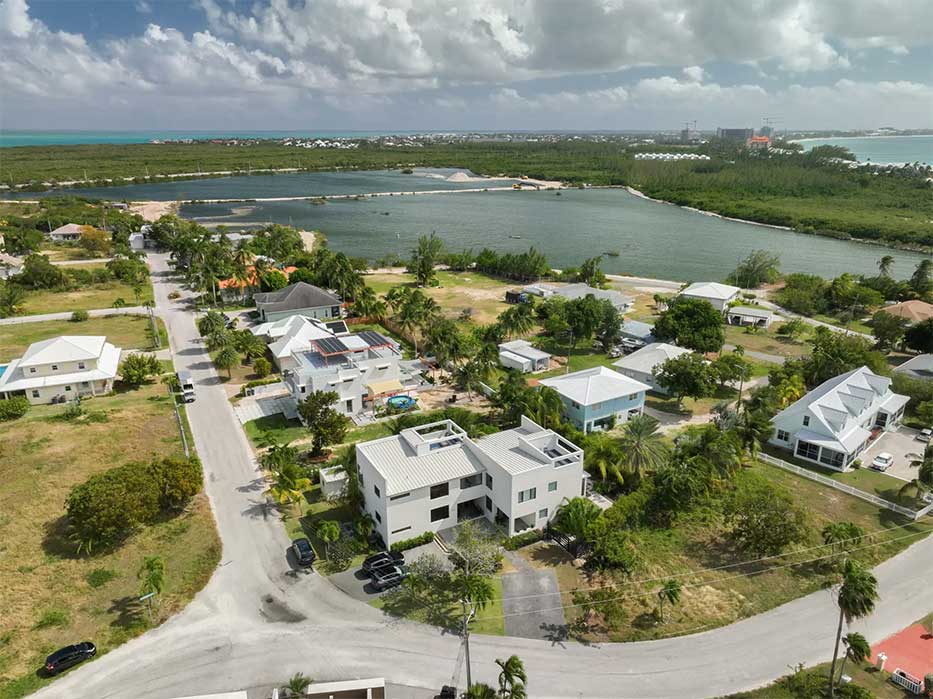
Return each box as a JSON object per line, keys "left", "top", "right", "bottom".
{"left": 540, "top": 366, "right": 651, "bottom": 433}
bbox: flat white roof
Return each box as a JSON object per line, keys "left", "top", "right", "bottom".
{"left": 539, "top": 366, "right": 650, "bottom": 405}
{"left": 728, "top": 305, "right": 773, "bottom": 319}
{"left": 681, "top": 281, "right": 741, "bottom": 300}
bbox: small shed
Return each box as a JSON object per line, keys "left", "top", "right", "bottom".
{"left": 319, "top": 465, "right": 348, "bottom": 501}
{"left": 726, "top": 305, "right": 774, "bottom": 329}
{"left": 505, "top": 289, "right": 530, "bottom": 304}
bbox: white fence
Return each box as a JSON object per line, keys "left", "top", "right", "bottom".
{"left": 890, "top": 668, "right": 923, "bottom": 695}
{"left": 758, "top": 453, "right": 925, "bottom": 520}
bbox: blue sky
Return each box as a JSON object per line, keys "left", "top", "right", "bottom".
{"left": 2, "top": 0, "right": 931, "bottom": 132}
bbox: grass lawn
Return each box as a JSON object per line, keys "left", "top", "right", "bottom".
{"left": 723, "top": 661, "right": 912, "bottom": 699}
{"left": 38, "top": 245, "right": 93, "bottom": 262}
{"left": 374, "top": 574, "right": 506, "bottom": 636}
{"left": 210, "top": 351, "right": 266, "bottom": 385}
{"left": 243, "top": 414, "right": 307, "bottom": 447}
{"left": 534, "top": 339, "right": 615, "bottom": 379}
{"left": 0, "top": 315, "right": 166, "bottom": 363}
{"left": 364, "top": 270, "right": 512, "bottom": 325}
{"left": 644, "top": 384, "right": 739, "bottom": 417}
{"left": 565, "top": 461, "right": 931, "bottom": 644}
{"left": 812, "top": 314, "right": 874, "bottom": 337}
{"left": 19, "top": 280, "right": 155, "bottom": 316}
{"left": 0, "top": 381, "right": 221, "bottom": 698}
{"left": 724, "top": 324, "right": 812, "bottom": 360}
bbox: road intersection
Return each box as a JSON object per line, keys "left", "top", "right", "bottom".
{"left": 33, "top": 253, "right": 933, "bottom": 699}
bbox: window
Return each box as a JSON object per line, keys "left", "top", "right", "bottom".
{"left": 460, "top": 474, "right": 482, "bottom": 489}
{"left": 430, "top": 505, "right": 449, "bottom": 522}
{"left": 51, "top": 365, "right": 58, "bottom": 371}
{"left": 31, "top": 390, "right": 40, "bottom": 398}
{"left": 390, "top": 492, "right": 410, "bottom": 501}
{"left": 374, "top": 485, "right": 380, "bottom": 498}
{"left": 629, "top": 393, "right": 638, "bottom": 400}
{"left": 485, "top": 474, "right": 493, "bottom": 489}
{"left": 548, "top": 481, "right": 558, "bottom": 492}
{"left": 29, "top": 367, "right": 36, "bottom": 374}
{"left": 485, "top": 496, "right": 493, "bottom": 512}
{"left": 776, "top": 429, "right": 790, "bottom": 442}
{"left": 538, "top": 508, "right": 548, "bottom": 519}
{"left": 875, "top": 413, "right": 888, "bottom": 428}
{"left": 802, "top": 415, "right": 810, "bottom": 427}
{"left": 518, "top": 487, "right": 536, "bottom": 503}
{"left": 374, "top": 511, "right": 382, "bottom": 523}
{"left": 391, "top": 526, "right": 411, "bottom": 535}
{"left": 359, "top": 473, "right": 364, "bottom": 487}
{"left": 77, "top": 362, "right": 86, "bottom": 370}
{"left": 796, "top": 440, "right": 820, "bottom": 461}
{"left": 80, "top": 381, "right": 89, "bottom": 387}
{"left": 64, "top": 385, "right": 72, "bottom": 391}
{"left": 430, "top": 482, "right": 449, "bottom": 499}
{"left": 819, "top": 449, "right": 845, "bottom": 469}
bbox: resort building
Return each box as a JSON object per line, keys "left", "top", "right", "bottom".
{"left": 613, "top": 342, "right": 692, "bottom": 394}
{"left": 0, "top": 336, "right": 121, "bottom": 405}
{"left": 356, "top": 416, "right": 585, "bottom": 546}
{"left": 46, "top": 223, "right": 84, "bottom": 242}
{"left": 726, "top": 305, "right": 775, "bottom": 329}
{"left": 539, "top": 366, "right": 650, "bottom": 433}
{"left": 254, "top": 282, "right": 343, "bottom": 323}
{"left": 498, "top": 340, "right": 551, "bottom": 373}
{"left": 284, "top": 327, "right": 420, "bottom": 417}
{"left": 678, "top": 282, "right": 741, "bottom": 312}
{"left": 769, "top": 366, "right": 909, "bottom": 471}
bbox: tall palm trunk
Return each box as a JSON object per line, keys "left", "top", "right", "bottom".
{"left": 828, "top": 608, "right": 845, "bottom": 698}
{"left": 836, "top": 651, "right": 849, "bottom": 686}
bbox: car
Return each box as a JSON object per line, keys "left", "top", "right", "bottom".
{"left": 291, "top": 537, "right": 316, "bottom": 566}
{"left": 45, "top": 642, "right": 96, "bottom": 675}
{"left": 361, "top": 550, "right": 404, "bottom": 574}
{"left": 371, "top": 565, "right": 406, "bottom": 591}
{"left": 916, "top": 428, "right": 932, "bottom": 443}
{"left": 607, "top": 346, "right": 625, "bottom": 359}
{"left": 870, "top": 452, "right": 894, "bottom": 472}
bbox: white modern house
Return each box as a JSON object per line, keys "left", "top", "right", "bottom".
{"left": 726, "top": 305, "right": 775, "bottom": 329}
{"left": 251, "top": 315, "right": 339, "bottom": 371}
{"left": 498, "top": 340, "right": 551, "bottom": 373}
{"left": 0, "top": 336, "right": 121, "bottom": 405}
{"left": 539, "top": 366, "right": 650, "bottom": 433}
{"left": 769, "top": 366, "right": 909, "bottom": 471}
{"left": 612, "top": 342, "right": 692, "bottom": 394}
{"left": 356, "top": 416, "right": 585, "bottom": 546}
{"left": 284, "top": 327, "right": 419, "bottom": 417}
{"left": 679, "top": 282, "right": 741, "bottom": 312}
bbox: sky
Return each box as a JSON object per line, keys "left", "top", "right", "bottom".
{"left": 0, "top": 0, "right": 931, "bottom": 133}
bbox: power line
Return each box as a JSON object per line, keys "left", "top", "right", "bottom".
{"left": 470, "top": 528, "right": 928, "bottom": 622}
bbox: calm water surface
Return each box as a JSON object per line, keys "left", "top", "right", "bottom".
{"left": 799, "top": 135, "right": 933, "bottom": 164}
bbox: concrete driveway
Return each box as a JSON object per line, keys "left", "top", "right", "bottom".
{"left": 329, "top": 540, "right": 446, "bottom": 602}
{"left": 862, "top": 427, "right": 928, "bottom": 482}
{"left": 501, "top": 551, "right": 567, "bottom": 642}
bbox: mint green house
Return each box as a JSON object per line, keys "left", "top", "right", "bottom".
{"left": 540, "top": 366, "right": 650, "bottom": 433}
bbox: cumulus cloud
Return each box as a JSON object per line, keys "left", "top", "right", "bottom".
{"left": 0, "top": 0, "right": 931, "bottom": 130}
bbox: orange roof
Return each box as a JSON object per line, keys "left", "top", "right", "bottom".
{"left": 218, "top": 266, "right": 297, "bottom": 290}
{"left": 749, "top": 136, "right": 770, "bottom": 143}
{"left": 880, "top": 299, "right": 933, "bottom": 323}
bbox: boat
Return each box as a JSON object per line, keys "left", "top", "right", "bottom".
{"left": 509, "top": 235, "right": 522, "bottom": 239}
{"left": 604, "top": 250, "right": 621, "bottom": 257}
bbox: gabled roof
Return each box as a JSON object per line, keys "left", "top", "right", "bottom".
{"left": 613, "top": 342, "right": 691, "bottom": 374}
{"left": 894, "top": 354, "right": 933, "bottom": 379}
{"left": 556, "top": 283, "right": 634, "bottom": 309}
{"left": 772, "top": 366, "right": 906, "bottom": 449}
{"left": 20, "top": 336, "right": 106, "bottom": 367}
{"left": 0, "top": 342, "right": 120, "bottom": 393}
{"left": 620, "top": 320, "right": 655, "bottom": 340}
{"left": 254, "top": 282, "right": 340, "bottom": 313}
{"left": 48, "top": 223, "right": 85, "bottom": 237}
{"left": 267, "top": 317, "right": 334, "bottom": 359}
{"left": 499, "top": 340, "right": 551, "bottom": 362}
{"left": 727, "top": 305, "right": 773, "bottom": 319}
{"left": 879, "top": 300, "right": 933, "bottom": 323}
{"left": 539, "top": 366, "right": 650, "bottom": 405}
{"left": 680, "top": 281, "right": 741, "bottom": 301}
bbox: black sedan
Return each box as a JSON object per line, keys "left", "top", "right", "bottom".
{"left": 291, "top": 537, "right": 316, "bottom": 566}
{"left": 361, "top": 550, "right": 404, "bottom": 574}
{"left": 45, "top": 642, "right": 96, "bottom": 675}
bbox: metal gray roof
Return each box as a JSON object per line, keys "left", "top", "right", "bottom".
{"left": 254, "top": 282, "right": 340, "bottom": 313}
{"left": 357, "top": 434, "right": 484, "bottom": 496}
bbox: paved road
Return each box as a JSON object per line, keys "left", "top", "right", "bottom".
{"left": 33, "top": 253, "right": 933, "bottom": 699}
{"left": 0, "top": 306, "right": 148, "bottom": 325}
{"left": 51, "top": 257, "right": 116, "bottom": 266}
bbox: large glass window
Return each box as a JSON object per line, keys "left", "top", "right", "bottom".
{"left": 795, "top": 440, "right": 820, "bottom": 461}
{"left": 430, "top": 482, "right": 449, "bottom": 499}
{"left": 518, "top": 487, "right": 537, "bottom": 503}
{"left": 819, "top": 448, "right": 845, "bottom": 469}
{"left": 460, "top": 474, "right": 482, "bottom": 489}
{"left": 430, "top": 505, "right": 449, "bottom": 522}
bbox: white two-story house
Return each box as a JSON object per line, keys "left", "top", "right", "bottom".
{"left": 769, "top": 366, "right": 909, "bottom": 471}
{"left": 356, "top": 416, "right": 585, "bottom": 547}
{"left": 284, "top": 328, "right": 417, "bottom": 417}
{"left": 0, "top": 336, "right": 122, "bottom": 405}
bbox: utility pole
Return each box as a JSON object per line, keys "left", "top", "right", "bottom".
{"left": 566, "top": 328, "right": 574, "bottom": 374}
{"left": 460, "top": 598, "right": 474, "bottom": 689}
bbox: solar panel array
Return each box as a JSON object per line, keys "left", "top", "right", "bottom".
{"left": 314, "top": 336, "right": 350, "bottom": 355}
{"left": 357, "top": 330, "right": 392, "bottom": 348}
{"left": 325, "top": 320, "right": 349, "bottom": 334}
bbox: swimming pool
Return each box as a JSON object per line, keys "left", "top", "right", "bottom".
{"left": 387, "top": 395, "right": 415, "bottom": 410}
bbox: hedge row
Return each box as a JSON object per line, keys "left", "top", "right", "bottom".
{"left": 390, "top": 531, "right": 435, "bottom": 552}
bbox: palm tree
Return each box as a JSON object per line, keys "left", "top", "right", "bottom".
{"left": 284, "top": 672, "right": 312, "bottom": 697}
{"left": 553, "top": 498, "right": 601, "bottom": 557}
{"left": 213, "top": 345, "right": 240, "bottom": 379}
{"left": 584, "top": 433, "right": 625, "bottom": 485}
{"left": 268, "top": 462, "right": 312, "bottom": 519}
{"left": 617, "top": 414, "right": 669, "bottom": 486}
{"left": 454, "top": 360, "right": 483, "bottom": 400}
{"left": 878, "top": 255, "right": 895, "bottom": 278}
{"left": 775, "top": 374, "right": 806, "bottom": 408}
{"left": 498, "top": 304, "right": 535, "bottom": 339}
{"left": 828, "top": 559, "right": 879, "bottom": 697}
{"left": 463, "top": 684, "right": 498, "bottom": 699}
{"left": 496, "top": 655, "right": 527, "bottom": 699}
{"left": 317, "top": 520, "right": 341, "bottom": 557}
{"left": 656, "top": 579, "right": 682, "bottom": 622}
{"left": 351, "top": 285, "right": 386, "bottom": 320}
{"left": 355, "top": 513, "right": 375, "bottom": 541}
{"left": 733, "top": 408, "right": 772, "bottom": 461}
{"left": 235, "top": 331, "right": 267, "bottom": 364}
{"left": 138, "top": 555, "right": 166, "bottom": 596}
{"left": 0, "top": 282, "right": 26, "bottom": 318}
{"left": 197, "top": 309, "right": 227, "bottom": 337}
{"left": 836, "top": 632, "right": 871, "bottom": 684}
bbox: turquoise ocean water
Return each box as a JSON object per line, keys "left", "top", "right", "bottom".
{"left": 798, "top": 135, "right": 933, "bottom": 164}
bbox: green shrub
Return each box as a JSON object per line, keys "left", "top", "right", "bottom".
{"left": 119, "top": 352, "right": 162, "bottom": 386}
{"left": 70, "top": 309, "right": 90, "bottom": 322}
{"left": 0, "top": 396, "right": 30, "bottom": 421}
{"left": 253, "top": 357, "right": 271, "bottom": 378}
{"left": 502, "top": 529, "right": 544, "bottom": 550}
{"left": 85, "top": 568, "right": 118, "bottom": 588}
{"left": 34, "top": 608, "right": 70, "bottom": 629}
{"left": 390, "top": 531, "right": 435, "bottom": 552}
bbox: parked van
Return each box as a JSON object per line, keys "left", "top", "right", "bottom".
{"left": 177, "top": 371, "right": 195, "bottom": 403}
